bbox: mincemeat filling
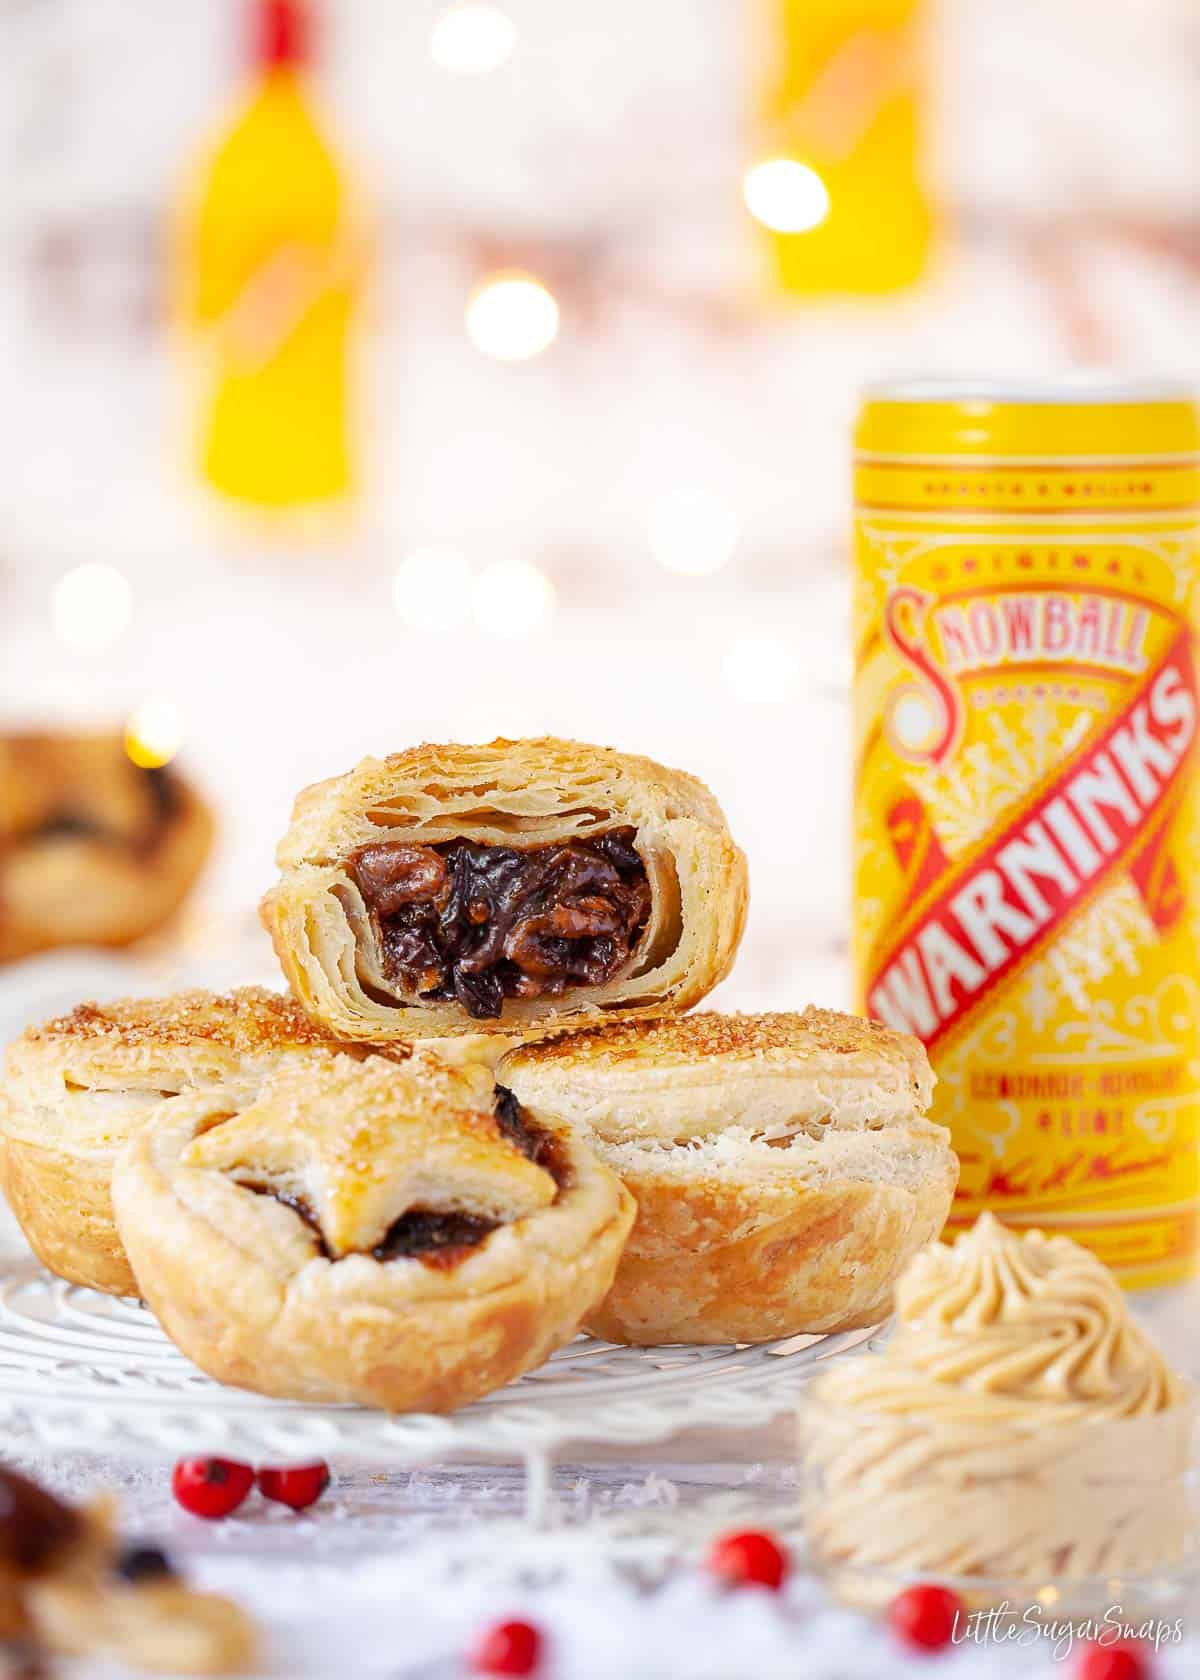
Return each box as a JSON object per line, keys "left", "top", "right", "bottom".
{"left": 350, "top": 827, "right": 650, "bottom": 1020}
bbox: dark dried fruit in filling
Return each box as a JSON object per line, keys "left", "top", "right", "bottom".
{"left": 372, "top": 1209, "right": 499, "bottom": 1266}
{"left": 352, "top": 828, "right": 650, "bottom": 1020}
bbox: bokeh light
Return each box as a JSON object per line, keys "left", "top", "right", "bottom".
{"left": 743, "top": 159, "right": 831, "bottom": 234}
{"left": 471, "top": 558, "right": 556, "bottom": 636}
{"left": 429, "top": 1, "right": 516, "bottom": 76}
{"left": 391, "top": 546, "right": 475, "bottom": 633}
{"left": 648, "top": 489, "right": 741, "bottom": 577}
{"left": 722, "top": 633, "right": 800, "bottom": 704}
{"left": 466, "top": 273, "right": 560, "bottom": 361}
{"left": 51, "top": 562, "right": 133, "bottom": 653}
{"left": 124, "top": 698, "right": 184, "bottom": 769}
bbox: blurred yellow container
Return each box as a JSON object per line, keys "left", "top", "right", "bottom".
{"left": 173, "top": 0, "right": 362, "bottom": 509}
{"left": 751, "top": 0, "right": 934, "bottom": 296}
{"left": 853, "top": 380, "right": 1200, "bottom": 1288}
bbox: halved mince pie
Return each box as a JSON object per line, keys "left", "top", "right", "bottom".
{"left": 260, "top": 736, "right": 748, "bottom": 1040}
{"left": 0, "top": 731, "right": 212, "bottom": 965}
{"left": 111, "top": 1052, "right": 634, "bottom": 1410}
{"left": 0, "top": 987, "right": 429, "bottom": 1297}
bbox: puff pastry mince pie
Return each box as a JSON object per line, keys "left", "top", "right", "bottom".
{"left": 0, "top": 987, "right": 420, "bottom": 1297}
{"left": 500, "top": 1008, "right": 958, "bottom": 1345}
{"left": 260, "top": 737, "right": 748, "bottom": 1039}
{"left": 0, "top": 1464, "right": 255, "bottom": 1674}
{"left": 112, "top": 1052, "right": 635, "bottom": 1410}
{"left": 0, "top": 732, "right": 212, "bottom": 964}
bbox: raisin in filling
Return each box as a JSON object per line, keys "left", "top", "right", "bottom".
{"left": 244, "top": 1094, "right": 561, "bottom": 1271}
{"left": 371, "top": 1210, "right": 499, "bottom": 1269}
{"left": 350, "top": 827, "right": 651, "bottom": 1020}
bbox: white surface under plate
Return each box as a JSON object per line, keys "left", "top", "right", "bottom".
{"left": 0, "top": 1257, "right": 875, "bottom": 1471}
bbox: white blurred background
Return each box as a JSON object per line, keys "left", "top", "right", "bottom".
{"left": 2, "top": 0, "right": 1200, "bottom": 1006}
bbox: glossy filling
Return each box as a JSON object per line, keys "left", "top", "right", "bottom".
{"left": 246, "top": 1091, "right": 561, "bottom": 1270}
{"left": 350, "top": 828, "right": 651, "bottom": 1020}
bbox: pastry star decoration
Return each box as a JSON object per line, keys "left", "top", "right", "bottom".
{"left": 181, "top": 1057, "right": 556, "bottom": 1258}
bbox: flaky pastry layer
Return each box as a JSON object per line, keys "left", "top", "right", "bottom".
{"left": 260, "top": 737, "right": 748, "bottom": 1038}
{"left": 112, "top": 1054, "right": 635, "bottom": 1410}
{"left": 501, "top": 1008, "right": 956, "bottom": 1344}
{"left": 0, "top": 987, "right": 417, "bottom": 1296}
{"left": 499, "top": 1008, "right": 934, "bottom": 1143}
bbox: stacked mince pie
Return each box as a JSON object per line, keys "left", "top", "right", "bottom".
{"left": 0, "top": 738, "right": 957, "bottom": 1412}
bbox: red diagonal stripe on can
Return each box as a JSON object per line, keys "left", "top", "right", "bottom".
{"left": 1129, "top": 813, "right": 1186, "bottom": 932}
{"left": 865, "top": 628, "right": 1198, "bottom": 1050}
{"left": 885, "top": 791, "right": 952, "bottom": 903}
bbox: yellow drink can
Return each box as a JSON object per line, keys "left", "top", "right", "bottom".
{"left": 852, "top": 380, "right": 1200, "bottom": 1288}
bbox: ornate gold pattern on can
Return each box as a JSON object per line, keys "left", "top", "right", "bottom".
{"left": 853, "top": 385, "right": 1200, "bottom": 1289}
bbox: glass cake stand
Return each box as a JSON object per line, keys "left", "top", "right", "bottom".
{"left": 0, "top": 1256, "right": 875, "bottom": 1521}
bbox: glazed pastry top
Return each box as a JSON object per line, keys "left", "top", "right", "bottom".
{"left": 182, "top": 1055, "right": 557, "bottom": 1259}
{"left": 274, "top": 736, "right": 732, "bottom": 867}
{"left": 500, "top": 1007, "right": 934, "bottom": 1144}
{"left": 10, "top": 987, "right": 338, "bottom": 1068}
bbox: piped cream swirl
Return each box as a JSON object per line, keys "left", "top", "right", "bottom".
{"left": 875, "top": 1211, "right": 1183, "bottom": 1418}
{"left": 803, "top": 1215, "right": 1193, "bottom": 1599}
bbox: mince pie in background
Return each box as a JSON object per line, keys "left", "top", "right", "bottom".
{"left": 0, "top": 1463, "right": 255, "bottom": 1673}
{"left": 112, "top": 1051, "right": 634, "bottom": 1410}
{"left": 0, "top": 987, "right": 431, "bottom": 1297}
{"left": 260, "top": 736, "right": 748, "bottom": 1039}
{"left": 0, "top": 732, "right": 212, "bottom": 965}
{"left": 500, "top": 1009, "right": 957, "bottom": 1344}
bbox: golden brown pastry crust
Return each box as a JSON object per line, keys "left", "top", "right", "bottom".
{"left": 0, "top": 987, "right": 405, "bottom": 1296}
{"left": 0, "top": 732, "right": 212, "bottom": 964}
{"left": 112, "top": 1053, "right": 635, "bottom": 1410}
{"left": 501, "top": 1007, "right": 936, "bottom": 1141}
{"left": 577, "top": 1150, "right": 956, "bottom": 1344}
{"left": 500, "top": 1008, "right": 957, "bottom": 1344}
{"left": 260, "top": 736, "right": 748, "bottom": 1039}
{"left": 0, "top": 1131, "right": 135, "bottom": 1296}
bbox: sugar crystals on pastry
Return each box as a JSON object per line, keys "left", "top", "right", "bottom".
{"left": 0, "top": 732, "right": 212, "bottom": 965}
{"left": 260, "top": 737, "right": 748, "bottom": 1039}
{"left": 500, "top": 1008, "right": 958, "bottom": 1345}
{"left": 112, "top": 1052, "right": 635, "bottom": 1411}
{"left": 0, "top": 986, "right": 405, "bottom": 1297}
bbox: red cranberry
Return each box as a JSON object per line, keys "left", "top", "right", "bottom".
{"left": 256, "top": 1462, "right": 331, "bottom": 1511}
{"left": 170, "top": 1457, "right": 253, "bottom": 1520}
{"left": 1078, "top": 1645, "right": 1153, "bottom": 1680}
{"left": 706, "top": 1528, "right": 790, "bottom": 1591}
{"left": 888, "top": 1583, "right": 966, "bottom": 1652}
{"left": 469, "top": 1618, "right": 543, "bottom": 1676}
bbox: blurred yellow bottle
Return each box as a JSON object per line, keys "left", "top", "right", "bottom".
{"left": 175, "top": 0, "right": 361, "bottom": 509}
{"left": 751, "top": 0, "right": 934, "bottom": 296}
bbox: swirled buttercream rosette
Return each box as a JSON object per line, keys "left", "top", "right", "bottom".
{"left": 800, "top": 1214, "right": 1197, "bottom": 1611}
